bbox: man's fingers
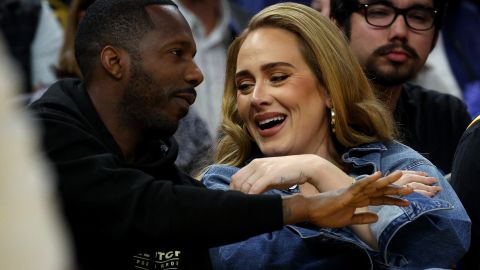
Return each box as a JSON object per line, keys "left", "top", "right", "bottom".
{"left": 368, "top": 196, "right": 410, "bottom": 207}
{"left": 374, "top": 171, "right": 403, "bottom": 188}
{"left": 348, "top": 212, "right": 379, "bottom": 225}
{"left": 348, "top": 171, "right": 382, "bottom": 193}
{"left": 353, "top": 171, "right": 403, "bottom": 195}
{"left": 379, "top": 184, "right": 414, "bottom": 196}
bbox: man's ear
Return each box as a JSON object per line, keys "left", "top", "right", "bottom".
{"left": 100, "top": 46, "right": 126, "bottom": 80}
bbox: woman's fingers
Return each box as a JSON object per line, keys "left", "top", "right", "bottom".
{"left": 403, "top": 182, "right": 442, "bottom": 197}
{"left": 394, "top": 171, "right": 438, "bottom": 186}
{"left": 230, "top": 160, "right": 259, "bottom": 191}
{"left": 230, "top": 156, "right": 315, "bottom": 194}
{"left": 399, "top": 170, "right": 428, "bottom": 176}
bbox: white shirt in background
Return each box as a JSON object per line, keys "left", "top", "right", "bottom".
{"left": 175, "top": 0, "right": 232, "bottom": 138}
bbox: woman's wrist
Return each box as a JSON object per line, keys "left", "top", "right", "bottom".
{"left": 310, "top": 156, "right": 351, "bottom": 192}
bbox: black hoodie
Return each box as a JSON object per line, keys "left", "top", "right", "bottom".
{"left": 29, "top": 79, "right": 283, "bottom": 270}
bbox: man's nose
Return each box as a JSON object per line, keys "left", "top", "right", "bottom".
{"left": 388, "top": 14, "right": 409, "bottom": 41}
{"left": 186, "top": 61, "right": 204, "bottom": 87}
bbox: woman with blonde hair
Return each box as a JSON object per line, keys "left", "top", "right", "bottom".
{"left": 202, "top": 3, "right": 470, "bottom": 269}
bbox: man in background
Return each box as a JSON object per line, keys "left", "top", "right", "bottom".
{"left": 330, "top": 0, "right": 471, "bottom": 174}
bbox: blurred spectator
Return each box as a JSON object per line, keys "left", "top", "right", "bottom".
{"left": 413, "top": 0, "right": 480, "bottom": 118}
{"left": 0, "top": 0, "right": 63, "bottom": 94}
{"left": 411, "top": 33, "right": 462, "bottom": 98}
{"left": 47, "top": 0, "right": 70, "bottom": 28}
{"left": 174, "top": 0, "right": 251, "bottom": 138}
{"left": 0, "top": 35, "right": 71, "bottom": 270}
{"left": 232, "top": 0, "right": 311, "bottom": 13}
{"left": 56, "top": 0, "right": 93, "bottom": 79}
{"left": 443, "top": 0, "right": 480, "bottom": 118}
{"left": 311, "top": 0, "right": 330, "bottom": 16}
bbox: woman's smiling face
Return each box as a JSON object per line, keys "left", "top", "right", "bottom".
{"left": 235, "top": 27, "right": 332, "bottom": 156}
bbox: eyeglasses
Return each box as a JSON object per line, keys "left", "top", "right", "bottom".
{"left": 357, "top": 3, "right": 438, "bottom": 31}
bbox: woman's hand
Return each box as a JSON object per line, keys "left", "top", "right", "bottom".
{"left": 392, "top": 170, "right": 441, "bottom": 197}
{"left": 230, "top": 155, "right": 351, "bottom": 194}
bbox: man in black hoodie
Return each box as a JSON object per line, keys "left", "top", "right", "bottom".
{"left": 29, "top": 0, "right": 412, "bottom": 269}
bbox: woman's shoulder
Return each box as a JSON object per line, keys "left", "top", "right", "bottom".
{"left": 201, "top": 164, "right": 240, "bottom": 190}
{"left": 382, "top": 140, "right": 430, "bottom": 159}
{"left": 203, "top": 164, "right": 240, "bottom": 177}
{"left": 350, "top": 140, "right": 425, "bottom": 159}
{"left": 350, "top": 141, "right": 439, "bottom": 174}
{"left": 381, "top": 141, "right": 442, "bottom": 174}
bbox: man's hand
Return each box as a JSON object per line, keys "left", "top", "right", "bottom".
{"left": 282, "top": 171, "right": 413, "bottom": 227}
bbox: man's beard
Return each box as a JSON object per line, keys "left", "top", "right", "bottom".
{"left": 364, "top": 43, "right": 420, "bottom": 87}
{"left": 119, "top": 63, "right": 178, "bottom": 140}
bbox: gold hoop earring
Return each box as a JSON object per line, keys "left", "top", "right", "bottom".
{"left": 330, "top": 107, "right": 336, "bottom": 134}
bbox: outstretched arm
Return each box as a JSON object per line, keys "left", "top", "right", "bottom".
{"left": 282, "top": 171, "right": 412, "bottom": 227}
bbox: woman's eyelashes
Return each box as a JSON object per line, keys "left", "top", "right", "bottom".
{"left": 236, "top": 80, "right": 254, "bottom": 93}
{"left": 270, "top": 74, "right": 289, "bottom": 83}
{"left": 236, "top": 73, "right": 290, "bottom": 93}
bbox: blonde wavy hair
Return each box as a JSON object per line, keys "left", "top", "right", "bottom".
{"left": 215, "top": 2, "right": 395, "bottom": 167}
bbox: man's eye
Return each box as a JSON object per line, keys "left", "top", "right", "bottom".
{"left": 367, "top": 6, "right": 392, "bottom": 18}
{"left": 170, "top": 49, "right": 182, "bottom": 56}
{"left": 407, "top": 10, "right": 430, "bottom": 23}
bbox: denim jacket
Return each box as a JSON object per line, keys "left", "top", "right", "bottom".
{"left": 202, "top": 141, "right": 471, "bottom": 270}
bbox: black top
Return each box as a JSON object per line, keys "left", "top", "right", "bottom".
{"left": 451, "top": 117, "right": 480, "bottom": 270}
{"left": 29, "top": 79, "right": 283, "bottom": 270}
{"left": 394, "top": 83, "right": 471, "bottom": 174}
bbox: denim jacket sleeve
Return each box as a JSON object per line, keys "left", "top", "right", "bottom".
{"left": 366, "top": 144, "right": 471, "bottom": 268}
